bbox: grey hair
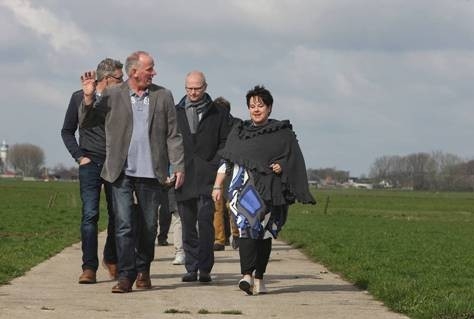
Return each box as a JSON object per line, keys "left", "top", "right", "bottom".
{"left": 125, "top": 51, "right": 151, "bottom": 76}
{"left": 96, "top": 58, "right": 123, "bottom": 81}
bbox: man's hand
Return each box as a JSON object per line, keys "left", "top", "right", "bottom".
{"left": 78, "top": 156, "right": 91, "bottom": 166}
{"left": 174, "top": 171, "right": 185, "bottom": 189}
{"left": 80, "top": 71, "right": 96, "bottom": 105}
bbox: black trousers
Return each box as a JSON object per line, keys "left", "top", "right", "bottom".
{"left": 239, "top": 237, "right": 272, "bottom": 279}
{"left": 178, "top": 196, "right": 215, "bottom": 274}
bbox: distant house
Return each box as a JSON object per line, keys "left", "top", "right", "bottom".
{"left": 0, "top": 170, "right": 16, "bottom": 178}
{"left": 308, "top": 179, "right": 320, "bottom": 188}
{"left": 377, "top": 179, "right": 393, "bottom": 189}
{"left": 343, "top": 179, "right": 373, "bottom": 190}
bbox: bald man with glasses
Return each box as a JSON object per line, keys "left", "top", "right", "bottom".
{"left": 175, "top": 71, "right": 233, "bottom": 283}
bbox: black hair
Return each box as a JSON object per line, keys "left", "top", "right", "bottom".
{"left": 245, "top": 85, "right": 273, "bottom": 108}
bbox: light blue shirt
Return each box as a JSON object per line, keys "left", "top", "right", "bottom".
{"left": 125, "top": 90, "right": 155, "bottom": 178}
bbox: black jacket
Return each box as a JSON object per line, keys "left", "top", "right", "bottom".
{"left": 61, "top": 90, "right": 106, "bottom": 164}
{"left": 219, "top": 119, "right": 316, "bottom": 206}
{"left": 175, "top": 96, "right": 232, "bottom": 201}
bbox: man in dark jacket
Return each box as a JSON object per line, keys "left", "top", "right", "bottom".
{"left": 61, "top": 58, "right": 123, "bottom": 284}
{"left": 175, "top": 71, "right": 232, "bottom": 283}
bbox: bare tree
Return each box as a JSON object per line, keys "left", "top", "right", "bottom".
{"left": 370, "top": 151, "right": 468, "bottom": 190}
{"left": 7, "top": 143, "right": 45, "bottom": 177}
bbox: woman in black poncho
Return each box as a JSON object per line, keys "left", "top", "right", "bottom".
{"left": 212, "top": 85, "right": 316, "bottom": 295}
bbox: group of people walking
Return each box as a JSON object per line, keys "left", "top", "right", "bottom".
{"left": 61, "top": 50, "right": 315, "bottom": 295}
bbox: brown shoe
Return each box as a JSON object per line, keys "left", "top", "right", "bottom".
{"left": 111, "top": 278, "right": 133, "bottom": 293}
{"left": 102, "top": 260, "right": 118, "bottom": 279}
{"left": 78, "top": 269, "right": 96, "bottom": 284}
{"left": 135, "top": 272, "right": 152, "bottom": 289}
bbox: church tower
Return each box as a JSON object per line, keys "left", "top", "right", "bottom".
{"left": 0, "top": 140, "right": 8, "bottom": 173}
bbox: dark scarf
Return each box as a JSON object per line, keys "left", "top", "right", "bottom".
{"left": 184, "top": 93, "right": 212, "bottom": 134}
{"left": 219, "top": 119, "right": 316, "bottom": 206}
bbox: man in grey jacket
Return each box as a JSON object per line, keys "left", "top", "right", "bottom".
{"left": 81, "top": 51, "right": 185, "bottom": 293}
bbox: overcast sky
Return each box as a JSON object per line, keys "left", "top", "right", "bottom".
{"left": 1, "top": 0, "right": 473, "bottom": 177}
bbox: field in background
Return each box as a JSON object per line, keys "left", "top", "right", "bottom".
{"left": 0, "top": 179, "right": 107, "bottom": 284}
{"left": 281, "top": 188, "right": 474, "bottom": 319}
{"left": 1, "top": 181, "right": 474, "bottom": 318}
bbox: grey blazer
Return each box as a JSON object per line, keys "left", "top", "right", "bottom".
{"left": 80, "top": 81, "right": 184, "bottom": 184}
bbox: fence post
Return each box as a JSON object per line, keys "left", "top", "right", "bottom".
{"left": 323, "top": 195, "right": 330, "bottom": 214}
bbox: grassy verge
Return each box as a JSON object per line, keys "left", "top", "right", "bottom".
{"left": 280, "top": 189, "right": 474, "bottom": 319}
{"left": 0, "top": 179, "right": 107, "bottom": 284}
{"left": 2, "top": 181, "right": 474, "bottom": 318}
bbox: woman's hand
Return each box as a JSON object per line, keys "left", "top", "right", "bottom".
{"left": 270, "top": 162, "right": 282, "bottom": 175}
{"left": 212, "top": 188, "right": 223, "bottom": 202}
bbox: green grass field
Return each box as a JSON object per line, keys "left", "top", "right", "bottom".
{"left": 1, "top": 181, "right": 474, "bottom": 318}
{"left": 280, "top": 188, "right": 474, "bottom": 319}
{"left": 0, "top": 179, "right": 107, "bottom": 285}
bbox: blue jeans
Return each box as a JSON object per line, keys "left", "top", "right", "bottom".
{"left": 111, "top": 174, "right": 163, "bottom": 281}
{"left": 78, "top": 161, "right": 116, "bottom": 271}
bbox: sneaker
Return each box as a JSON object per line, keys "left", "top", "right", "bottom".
{"left": 253, "top": 278, "right": 268, "bottom": 295}
{"left": 172, "top": 254, "right": 185, "bottom": 265}
{"left": 238, "top": 274, "right": 253, "bottom": 295}
{"left": 213, "top": 243, "right": 225, "bottom": 251}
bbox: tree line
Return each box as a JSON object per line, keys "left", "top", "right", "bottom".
{"left": 368, "top": 151, "right": 474, "bottom": 191}
{"left": 4, "top": 144, "right": 474, "bottom": 191}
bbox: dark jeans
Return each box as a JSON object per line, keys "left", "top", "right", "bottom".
{"left": 78, "top": 161, "right": 116, "bottom": 271}
{"left": 112, "top": 174, "right": 163, "bottom": 281}
{"left": 178, "top": 196, "right": 215, "bottom": 274}
{"left": 157, "top": 188, "right": 171, "bottom": 243}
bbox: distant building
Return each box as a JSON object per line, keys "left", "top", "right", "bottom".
{"left": 0, "top": 140, "right": 8, "bottom": 173}
{"left": 343, "top": 178, "right": 373, "bottom": 190}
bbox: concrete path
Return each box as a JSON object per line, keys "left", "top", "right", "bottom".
{"left": 0, "top": 232, "right": 409, "bottom": 319}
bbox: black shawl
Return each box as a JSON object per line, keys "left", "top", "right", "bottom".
{"left": 219, "top": 119, "right": 316, "bottom": 206}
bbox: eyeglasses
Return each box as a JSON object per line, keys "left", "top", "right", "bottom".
{"left": 185, "top": 84, "right": 205, "bottom": 92}
{"left": 108, "top": 74, "right": 123, "bottom": 82}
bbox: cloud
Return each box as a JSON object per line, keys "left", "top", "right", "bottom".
{"left": 0, "top": 0, "right": 91, "bottom": 53}
{"left": 1, "top": 0, "right": 474, "bottom": 177}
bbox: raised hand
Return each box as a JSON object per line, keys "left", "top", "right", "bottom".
{"left": 80, "top": 71, "right": 96, "bottom": 105}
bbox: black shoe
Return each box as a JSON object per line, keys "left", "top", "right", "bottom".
{"left": 213, "top": 243, "right": 225, "bottom": 251}
{"left": 157, "top": 240, "right": 169, "bottom": 246}
{"left": 231, "top": 236, "right": 239, "bottom": 250}
{"left": 182, "top": 272, "right": 198, "bottom": 282}
{"left": 199, "top": 272, "right": 212, "bottom": 283}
